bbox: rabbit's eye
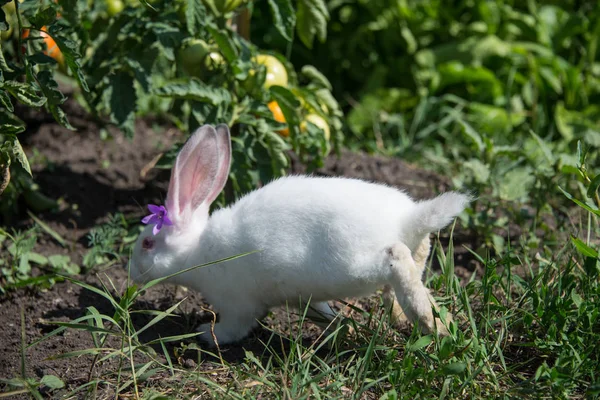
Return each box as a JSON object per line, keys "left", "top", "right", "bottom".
{"left": 142, "top": 237, "right": 155, "bottom": 250}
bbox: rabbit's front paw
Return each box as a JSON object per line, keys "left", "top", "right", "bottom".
{"left": 197, "top": 321, "right": 252, "bottom": 347}
{"left": 196, "top": 323, "right": 220, "bottom": 347}
{"left": 197, "top": 323, "right": 224, "bottom": 347}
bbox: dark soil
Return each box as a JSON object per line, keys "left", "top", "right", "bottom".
{"left": 0, "top": 99, "right": 477, "bottom": 397}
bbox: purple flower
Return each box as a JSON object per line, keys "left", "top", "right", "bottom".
{"left": 142, "top": 204, "right": 173, "bottom": 235}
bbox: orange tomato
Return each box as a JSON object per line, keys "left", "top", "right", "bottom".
{"left": 22, "top": 26, "right": 65, "bottom": 67}
{"left": 268, "top": 101, "right": 289, "bottom": 137}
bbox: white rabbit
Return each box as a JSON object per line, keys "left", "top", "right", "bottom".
{"left": 130, "top": 124, "right": 471, "bottom": 346}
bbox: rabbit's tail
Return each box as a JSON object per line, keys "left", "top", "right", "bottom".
{"left": 411, "top": 192, "right": 472, "bottom": 237}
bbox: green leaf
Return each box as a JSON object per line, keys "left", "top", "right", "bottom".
{"left": 571, "top": 290, "right": 583, "bottom": 309}
{"left": 109, "top": 72, "right": 137, "bottom": 138}
{"left": 296, "top": 0, "right": 328, "bottom": 49}
{"left": 498, "top": 168, "right": 535, "bottom": 201}
{"left": 571, "top": 236, "right": 598, "bottom": 259}
{"left": 301, "top": 65, "right": 331, "bottom": 90}
{"left": 1, "top": 81, "right": 46, "bottom": 107}
{"left": 587, "top": 174, "right": 600, "bottom": 199}
{"left": 37, "top": 70, "right": 74, "bottom": 130}
{"left": 48, "top": 348, "right": 108, "bottom": 360}
{"left": 270, "top": 85, "right": 301, "bottom": 136}
{"left": 52, "top": 34, "right": 89, "bottom": 93}
{"left": 47, "top": 254, "right": 70, "bottom": 269}
{"left": 51, "top": 322, "right": 118, "bottom": 335}
{"left": 139, "top": 251, "right": 257, "bottom": 292}
{"left": 27, "top": 52, "right": 59, "bottom": 66}
{"left": 10, "top": 137, "right": 32, "bottom": 176}
{"left": 61, "top": 276, "right": 125, "bottom": 315}
{"left": 455, "top": 119, "right": 484, "bottom": 152}
{"left": 443, "top": 362, "right": 467, "bottom": 375}
{"left": 148, "top": 22, "right": 184, "bottom": 62}
{"left": 154, "top": 78, "right": 232, "bottom": 104}
{"left": 529, "top": 130, "right": 555, "bottom": 165}
{"left": 29, "top": 7, "right": 56, "bottom": 28}
{"left": 267, "top": 0, "right": 295, "bottom": 42}
{"left": 407, "top": 335, "right": 433, "bottom": 352}
{"left": 207, "top": 24, "right": 237, "bottom": 62}
{"left": 27, "top": 210, "right": 66, "bottom": 246}
{"left": 40, "top": 375, "right": 64, "bottom": 390}
{"left": 183, "top": 0, "right": 207, "bottom": 36}
{"left": 132, "top": 298, "right": 187, "bottom": 339}
{"left": 0, "top": 89, "right": 11, "bottom": 111}
{"left": 463, "top": 159, "right": 490, "bottom": 184}
{"left": 559, "top": 186, "right": 600, "bottom": 217}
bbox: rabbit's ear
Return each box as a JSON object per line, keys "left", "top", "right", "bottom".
{"left": 166, "top": 125, "right": 220, "bottom": 218}
{"left": 204, "top": 124, "right": 232, "bottom": 205}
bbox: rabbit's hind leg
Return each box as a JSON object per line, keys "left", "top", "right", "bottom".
{"left": 383, "top": 236, "right": 432, "bottom": 327}
{"left": 385, "top": 242, "right": 450, "bottom": 336}
{"left": 382, "top": 285, "right": 407, "bottom": 326}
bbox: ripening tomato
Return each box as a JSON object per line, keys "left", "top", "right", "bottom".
{"left": 254, "top": 54, "right": 288, "bottom": 89}
{"left": 301, "top": 113, "right": 330, "bottom": 141}
{"left": 268, "top": 101, "right": 289, "bottom": 137}
{"left": 22, "top": 27, "right": 65, "bottom": 67}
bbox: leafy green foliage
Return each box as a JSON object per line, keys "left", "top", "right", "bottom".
{"left": 26, "top": 251, "right": 253, "bottom": 398}
{"left": 83, "top": 213, "right": 139, "bottom": 269}
{"left": 253, "top": 0, "right": 600, "bottom": 254}
{"left": 0, "top": 227, "right": 79, "bottom": 292}
{"left": 0, "top": 0, "right": 88, "bottom": 216}
{"left": 74, "top": 0, "right": 341, "bottom": 198}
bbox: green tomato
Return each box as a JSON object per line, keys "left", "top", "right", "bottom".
{"left": 254, "top": 54, "right": 288, "bottom": 89}
{"left": 178, "top": 39, "right": 212, "bottom": 77}
{"left": 106, "top": 0, "right": 125, "bottom": 16}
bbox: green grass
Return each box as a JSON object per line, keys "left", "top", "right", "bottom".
{"left": 3, "top": 150, "right": 599, "bottom": 398}
{"left": 3, "top": 216, "right": 597, "bottom": 399}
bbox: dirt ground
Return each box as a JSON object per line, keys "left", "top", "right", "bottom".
{"left": 0, "top": 99, "right": 477, "bottom": 397}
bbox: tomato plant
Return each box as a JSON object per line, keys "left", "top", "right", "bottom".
{"left": 0, "top": 0, "right": 341, "bottom": 217}
{"left": 72, "top": 0, "right": 342, "bottom": 199}
{"left": 0, "top": 0, "right": 88, "bottom": 218}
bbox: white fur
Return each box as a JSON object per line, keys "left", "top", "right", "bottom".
{"left": 130, "top": 125, "right": 471, "bottom": 346}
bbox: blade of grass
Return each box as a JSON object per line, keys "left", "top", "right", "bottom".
{"left": 47, "top": 348, "right": 116, "bottom": 360}
{"left": 139, "top": 251, "right": 259, "bottom": 292}
{"left": 27, "top": 210, "right": 67, "bottom": 247}
{"left": 28, "top": 313, "right": 121, "bottom": 349}
{"left": 59, "top": 276, "right": 126, "bottom": 315}
{"left": 159, "top": 339, "right": 175, "bottom": 376}
{"left": 132, "top": 298, "right": 187, "bottom": 339}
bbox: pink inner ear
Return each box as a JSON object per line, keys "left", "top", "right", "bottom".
{"left": 205, "top": 124, "right": 232, "bottom": 205}
{"left": 166, "top": 126, "right": 220, "bottom": 218}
